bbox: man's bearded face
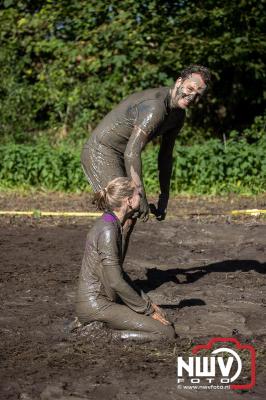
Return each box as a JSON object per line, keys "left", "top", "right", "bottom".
{"left": 173, "top": 73, "right": 207, "bottom": 109}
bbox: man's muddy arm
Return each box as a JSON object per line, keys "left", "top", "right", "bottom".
{"left": 155, "top": 131, "right": 177, "bottom": 219}
{"left": 124, "top": 127, "right": 149, "bottom": 220}
{"left": 158, "top": 132, "right": 176, "bottom": 196}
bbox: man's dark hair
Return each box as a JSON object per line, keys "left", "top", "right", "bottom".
{"left": 180, "top": 65, "right": 211, "bottom": 87}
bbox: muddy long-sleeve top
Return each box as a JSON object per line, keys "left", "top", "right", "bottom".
{"left": 86, "top": 87, "right": 186, "bottom": 196}
{"left": 76, "top": 212, "right": 153, "bottom": 315}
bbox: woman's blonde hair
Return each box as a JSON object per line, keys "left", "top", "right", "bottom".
{"left": 93, "top": 177, "right": 135, "bottom": 211}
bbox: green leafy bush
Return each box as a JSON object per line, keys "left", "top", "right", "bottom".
{"left": 0, "top": 133, "right": 265, "bottom": 194}
{"left": 0, "top": 143, "right": 86, "bottom": 191}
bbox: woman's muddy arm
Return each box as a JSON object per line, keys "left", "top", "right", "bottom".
{"left": 105, "top": 264, "right": 153, "bottom": 314}
{"left": 98, "top": 228, "right": 153, "bottom": 314}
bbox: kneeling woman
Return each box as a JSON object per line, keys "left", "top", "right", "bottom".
{"left": 76, "top": 177, "right": 176, "bottom": 341}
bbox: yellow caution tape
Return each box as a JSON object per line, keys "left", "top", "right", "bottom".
{"left": 231, "top": 209, "right": 266, "bottom": 216}
{"left": 0, "top": 209, "right": 265, "bottom": 217}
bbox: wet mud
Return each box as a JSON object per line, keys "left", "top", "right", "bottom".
{"left": 0, "top": 194, "right": 265, "bottom": 399}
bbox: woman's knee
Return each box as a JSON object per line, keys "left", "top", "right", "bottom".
{"left": 145, "top": 317, "right": 176, "bottom": 339}
{"left": 161, "top": 324, "right": 176, "bottom": 339}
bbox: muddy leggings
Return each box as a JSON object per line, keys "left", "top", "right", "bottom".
{"left": 76, "top": 300, "right": 176, "bottom": 341}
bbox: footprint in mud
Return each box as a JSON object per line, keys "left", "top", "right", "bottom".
{"left": 174, "top": 308, "right": 251, "bottom": 338}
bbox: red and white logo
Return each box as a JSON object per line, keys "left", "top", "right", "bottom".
{"left": 177, "top": 337, "right": 256, "bottom": 390}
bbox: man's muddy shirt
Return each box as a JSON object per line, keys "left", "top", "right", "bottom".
{"left": 90, "top": 87, "right": 185, "bottom": 154}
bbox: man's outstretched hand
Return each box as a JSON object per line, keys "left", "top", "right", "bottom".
{"left": 139, "top": 194, "right": 149, "bottom": 222}
{"left": 149, "top": 193, "right": 169, "bottom": 221}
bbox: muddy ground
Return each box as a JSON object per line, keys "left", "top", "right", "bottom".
{"left": 0, "top": 193, "right": 265, "bottom": 400}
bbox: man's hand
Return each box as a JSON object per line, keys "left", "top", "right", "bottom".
{"left": 139, "top": 193, "right": 149, "bottom": 222}
{"left": 149, "top": 193, "right": 169, "bottom": 221}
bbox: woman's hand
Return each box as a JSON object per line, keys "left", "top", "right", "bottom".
{"left": 151, "top": 303, "right": 166, "bottom": 317}
{"left": 151, "top": 303, "right": 171, "bottom": 325}
{"left": 151, "top": 311, "right": 171, "bottom": 325}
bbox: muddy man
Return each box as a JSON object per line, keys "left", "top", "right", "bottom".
{"left": 81, "top": 65, "right": 210, "bottom": 256}
{"left": 76, "top": 177, "right": 176, "bottom": 341}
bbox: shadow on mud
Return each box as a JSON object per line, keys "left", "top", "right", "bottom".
{"left": 163, "top": 298, "right": 206, "bottom": 309}
{"left": 133, "top": 259, "right": 266, "bottom": 292}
